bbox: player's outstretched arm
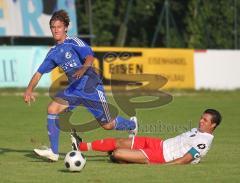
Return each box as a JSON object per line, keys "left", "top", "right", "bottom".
{"left": 23, "top": 72, "right": 42, "bottom": 105}
{"left": 165, "top": 153, "right": 193, "bottom": 165}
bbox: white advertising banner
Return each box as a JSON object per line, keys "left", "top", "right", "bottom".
{"left": 194, "top": 50, "right": 240, "bottom": 90}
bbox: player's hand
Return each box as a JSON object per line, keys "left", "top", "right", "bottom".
{"left": 72, "top": 68, "right": 85, "bottom": 79}
{"left": 23, "top": 90, "right": 36, "bottom": 105}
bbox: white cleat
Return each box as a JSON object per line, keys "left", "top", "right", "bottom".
{"left": 33, "top": 148, "right": 59, "bottom": 162}
{"left": 129, "top": 116, "right": 138, "bottom": 138}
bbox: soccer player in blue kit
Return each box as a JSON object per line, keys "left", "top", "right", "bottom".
{"left": 23, "top": 10, "right": 137, "bottom": 161}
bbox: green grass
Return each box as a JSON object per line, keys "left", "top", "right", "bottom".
{"left": 0, "top": 90, "right": 240, "bottom": 183}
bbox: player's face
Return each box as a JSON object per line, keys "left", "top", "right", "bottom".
{"left": 198, "top": 113, "right": 216, "bottom": 133}
{"left": 50, "top": 20, "right": 67, "bottom": 43}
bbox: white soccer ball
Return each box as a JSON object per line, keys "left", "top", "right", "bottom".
{"left": 64, "top": 150, "right": 86, "bottom": 172}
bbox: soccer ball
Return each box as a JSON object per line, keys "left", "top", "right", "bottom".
{"left": 64, "top": 150, "right": 86, "bottom": 172}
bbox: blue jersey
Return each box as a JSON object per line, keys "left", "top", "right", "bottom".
{"left": 38, "top": 36, "right": 99, "bottom": 83}
{"left": 38, "top": 37, "right": 110, "bottom": 123}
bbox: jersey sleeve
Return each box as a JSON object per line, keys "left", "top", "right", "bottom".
{"left": 187, "top": 147, "right": 201, "bottom": 164}
{"left": 188, "top": 137, "right": 211, "bottom": 164}
{"left": 193, "top": 140, "right": 210, "bottom": 157}
{"left": 187, "top": 147, "right": 200, "bottom": 159}
{"left": 72, "top": 45, "right": 94, "bottom": 61}
{"left": 37, "top": 56, "right": 57, "bottom": 74}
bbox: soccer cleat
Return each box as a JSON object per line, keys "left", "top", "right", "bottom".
{"left": 129, "top": 116, "right": 138, "bottom": 138}
{"left": 70, "top": 129, "right": 82, "bottom": 151}
{"left": 33, "top": 148, "right": 59, "bottom": 162}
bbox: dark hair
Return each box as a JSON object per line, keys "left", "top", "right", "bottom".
{"left": 204, "top": 109, "right": 222, "bottom": 128}
{"left": 49, "top": 9, "right": 70, "bottom": 27}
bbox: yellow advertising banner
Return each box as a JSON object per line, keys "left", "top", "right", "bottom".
{"left": 51, "top": 47, "right": 194, "bottom": 89}
{"left": 97, "top": 47, "right": 194, "bottom": 89}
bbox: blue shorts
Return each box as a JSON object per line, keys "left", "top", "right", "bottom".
{"left": 55, "top": 75, "right": 112, "bottom": 124}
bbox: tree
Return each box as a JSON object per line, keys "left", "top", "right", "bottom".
{"left": 76, "top": 0, "right": 117, "bottom": 46}
{"left": 75, "top": 0, "right": 239, "bottom": 48}
{"left": 186, "top": 0, "right": 239, "bottom": 49}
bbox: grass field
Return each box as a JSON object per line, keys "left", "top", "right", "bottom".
{"left": 0, "top": 90, "right": 240, "bottom": 183}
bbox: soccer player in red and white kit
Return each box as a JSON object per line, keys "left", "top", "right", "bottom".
{"left": 71, "top": 109, "right": 222, "bottom": 164}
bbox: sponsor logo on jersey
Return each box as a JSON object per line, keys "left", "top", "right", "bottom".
{"left": 60, "top": 60, "right": 78, "bottom": 71}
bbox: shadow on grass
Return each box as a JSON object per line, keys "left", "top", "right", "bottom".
{"left": 58, "top": 169, "right": 83, "bottom": 173}
{"left": 0, "top": 147, "right": 66, "bottom": 162}
{"left": 0, "top": 147, "right": 110, "bottom": 162}
{"left": 83, "top": 154, "right": 110, "bottom": 162}
{"left": 0, "top": 147, "right": 33, "bottom": 155}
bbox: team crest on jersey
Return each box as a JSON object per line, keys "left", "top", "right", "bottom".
{"left": 65, "top": 51, "right": 72, "bottom": 59}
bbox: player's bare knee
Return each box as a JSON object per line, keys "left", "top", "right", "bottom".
{"left": 116, "top": 138, "right": 125, "bottom": 147}
{"left": 116, "top": 138, "right": 131, "bottom": 148}
{"left": 47, "top": 104, "right": 59, "bottom": 114}
{"left": 112, "top": 149, "right": 123, "bottom": 159}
